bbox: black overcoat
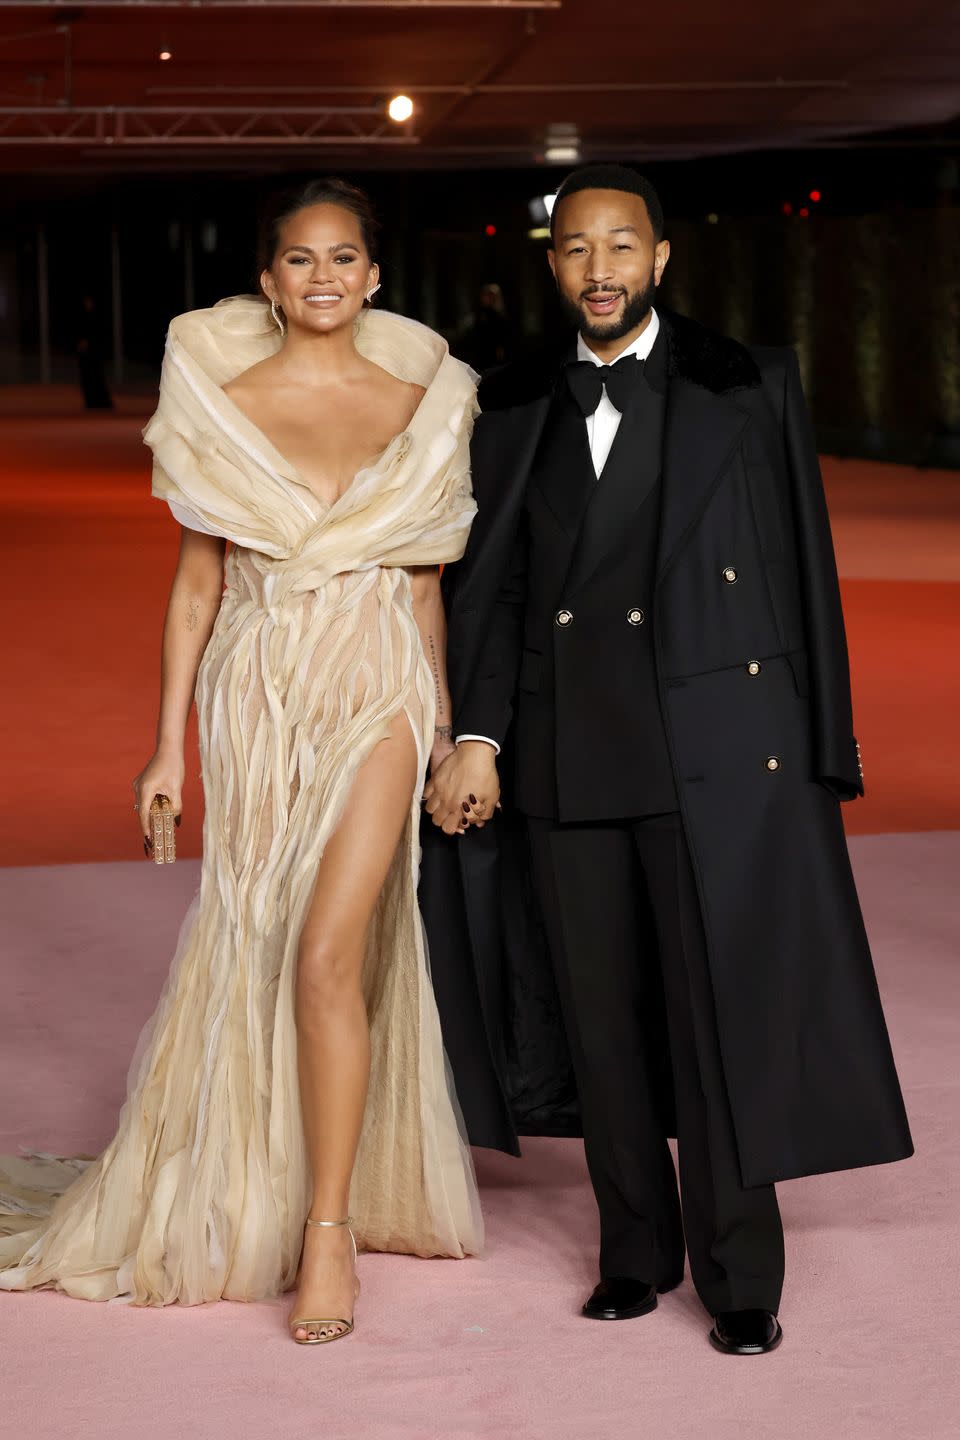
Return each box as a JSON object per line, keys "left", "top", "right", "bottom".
{"left": 419, "top": 309, "right": 913, "bottom": 1187}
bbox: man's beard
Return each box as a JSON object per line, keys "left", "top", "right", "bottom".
{"left": 559, "top": 272, "right": 656, "bottom": 344}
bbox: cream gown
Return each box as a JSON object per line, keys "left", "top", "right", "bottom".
{"left": 0, "top": 297, "right": 483, "bottom": 1305}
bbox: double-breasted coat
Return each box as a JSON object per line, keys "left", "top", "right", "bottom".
{"left": 419, "top": 309, "right": 913, "bottom": 1187}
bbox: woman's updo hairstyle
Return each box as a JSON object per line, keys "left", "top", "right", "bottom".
{"left": 258, "top": 177, "right": 381, "bottom": 301}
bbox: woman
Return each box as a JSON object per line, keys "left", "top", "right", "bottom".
{"left": 0, "top": 178, "right": 485, "bottom": 1344}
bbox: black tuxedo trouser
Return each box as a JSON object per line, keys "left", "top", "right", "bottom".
{"left": 526, "top": 810, "right": 785, "bottom": 1315}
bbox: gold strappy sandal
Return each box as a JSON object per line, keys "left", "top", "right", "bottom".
{"left": 289, "top": 1216, "right": 359, "bottom": 1346}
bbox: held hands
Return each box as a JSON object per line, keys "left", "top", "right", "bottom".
{"left": 423, "top": 740, "right": 501, "bottom": 837}
{"left": 429, "top": 729, "right": 457, "bottom": 776}
{"left": 132, "top": 744, "right": 184, "bottom": 858}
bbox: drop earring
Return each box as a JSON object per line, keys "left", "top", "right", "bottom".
{"left": 270, "top": 299, "right": 286, "bottom": 335}
{"left": 365, "top": 283, "right": 381, "bottom": 303}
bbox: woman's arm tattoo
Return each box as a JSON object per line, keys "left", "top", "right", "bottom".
{"left": 428, "top": 634, "right": 444, "bottom": 714}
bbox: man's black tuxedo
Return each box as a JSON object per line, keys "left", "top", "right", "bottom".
{"left": 420, "top": 309, "right": 913, "bottom": 1200}
{"left": 486, "top": 335, "right": 676, "bottom": 820}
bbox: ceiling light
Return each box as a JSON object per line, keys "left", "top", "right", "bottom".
{"left": 544, "top": 123, "right": 580, "bottom": 167}
{"left": 388, "top": 94, "right": 414, "bottom": 124}
{"left": 159, "top": 49, "right": 172, "bottom": 62}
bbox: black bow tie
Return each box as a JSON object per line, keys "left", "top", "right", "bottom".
{"left": 564, "top": 353, "right": 645, "bottom": 418}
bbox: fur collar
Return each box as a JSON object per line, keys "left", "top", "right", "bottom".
{"left": 477, "top": 308, "right": 761, "bottom": 413}
{"left": 664, "top": 310, "right": 762, "bottom": 395}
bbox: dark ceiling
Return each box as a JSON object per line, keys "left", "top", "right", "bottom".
{"left": 0, "top": 0, "right": 958, "bottom": 174}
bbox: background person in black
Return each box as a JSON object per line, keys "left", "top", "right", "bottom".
{"left": 455, "top": 283, "right": 516, "bottom": 373}
{"left": 424, "top": 164, "right": 913, "bottom": 1354}
{"left": 75, "top": 294, "right": 114, "bottom": 412}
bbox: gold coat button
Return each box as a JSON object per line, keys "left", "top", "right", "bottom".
{"left": 747, "top": 661, "right": 761, "bottom": 676}
{"left": 765, "top": 755, "right": 781, "bottom": 772}
{"left": 723, "top": 566, "right": 738, "bottom": 584}
{"left": 555, "top": 609, "right": 573, "bottom": 628}
{"left": 627, "top": 607, "right": 645, "bottom": 626}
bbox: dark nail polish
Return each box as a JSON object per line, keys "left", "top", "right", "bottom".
{"left": 468, "top": 794, "right": 477, "bottom": 805}
{"left": 175, "top": 814, "right": 181, "bottom": 828}
{"left": 143, "top": 839, "right": 150, "bottom": 856}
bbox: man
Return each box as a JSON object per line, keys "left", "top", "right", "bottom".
{"left": 424, "top": 164, "right": 913, "bottom": 1354}
{"left": 456, "top": 283, "right": 515, "bottom": 372}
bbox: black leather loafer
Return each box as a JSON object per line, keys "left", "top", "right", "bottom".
{"left": 582, "top": 1277, "right": 658, "bottom": 1321}
{"left": 709, "top": 1309, "right": 783, "bottom": 1355}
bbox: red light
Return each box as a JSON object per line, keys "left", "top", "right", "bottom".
{"left": 484, "top": 224, "right": 497, "bottom": 237}
{"left": 781, "top": 202, "right": 793, "bottom": 216}
{"left": 799, "top": 207, "right": 810, "bottom": 218}
{"left": 809, "top": 190, "right": 821, "bottom": 203}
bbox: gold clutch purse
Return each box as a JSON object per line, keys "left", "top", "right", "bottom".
{"left": 149, "top": 794, "right": 177, "bottom": 865}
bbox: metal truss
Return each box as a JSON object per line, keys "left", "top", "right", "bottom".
{"left": 0, "top": 1, "right": 562, "bottom": 9}
{"left": 0, "top": 104, "right": 421, "bottom": 146}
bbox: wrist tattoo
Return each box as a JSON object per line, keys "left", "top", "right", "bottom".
{"left": 435, "top": 725, "right": 453, "bottom": 744}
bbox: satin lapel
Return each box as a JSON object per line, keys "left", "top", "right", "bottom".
{"left": 470, "top": 392, "right": 550, "bottom": 517}
{"left": 449, "top": 391, "right": 551, "bottom": 692}
{"left": 529, "top": 397, "right": 598, "bottom": 540}
{"left": 456, "top": 393, "right": 551, "bottom": 620}
{"left": 459, "top": 346, "right": 572, "bottom": 624}
{"left": 656, "top": 376, "right": 751, "bottom": 579}
{"left": 496, "top": 395, "right": 552, "bottom": 508}
{"left": 564, "top": 389, "right": 661, "bottom": 597}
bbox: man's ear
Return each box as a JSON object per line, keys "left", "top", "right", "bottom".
{"left": 653, "top": 239, "right": 670, "bottom": 287}
{"left": 547, "top": 248, "right": 558, "bottom": 284}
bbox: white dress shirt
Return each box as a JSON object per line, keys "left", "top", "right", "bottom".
{"left": 577, "top": 307, "right": 660, "bottom": 476}
{"left": 456, "top": 311, "right": 660, "bottom": 755}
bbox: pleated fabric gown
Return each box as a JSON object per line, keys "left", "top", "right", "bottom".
{"left": 0, "top": 297, "right": 484, "bottom": 1304}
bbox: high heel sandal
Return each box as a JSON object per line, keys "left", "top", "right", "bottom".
{"left": 289, "top": 1216, "right": 359, "bottom": 1346}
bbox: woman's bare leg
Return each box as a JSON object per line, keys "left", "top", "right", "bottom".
{"left": 291, "top": 718, "right": 418, "bottom": 1341}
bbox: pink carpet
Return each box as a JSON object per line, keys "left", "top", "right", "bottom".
{"left": 1, "top": 832, "right": 957, "bottom": 1440}
{"left": 2, "top": 416, "right": 957, "bottom": 1431}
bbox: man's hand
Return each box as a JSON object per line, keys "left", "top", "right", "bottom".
{"left": 423, "top": 741, "right": 501, "bottom": 836}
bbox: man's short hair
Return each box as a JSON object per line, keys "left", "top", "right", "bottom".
{"left": 550, "top": 164, "right": 664, "bottom": 243}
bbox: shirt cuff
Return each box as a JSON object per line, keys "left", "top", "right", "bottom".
{"left": 455, "top": 734, "right": 501, "bottom": 756}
